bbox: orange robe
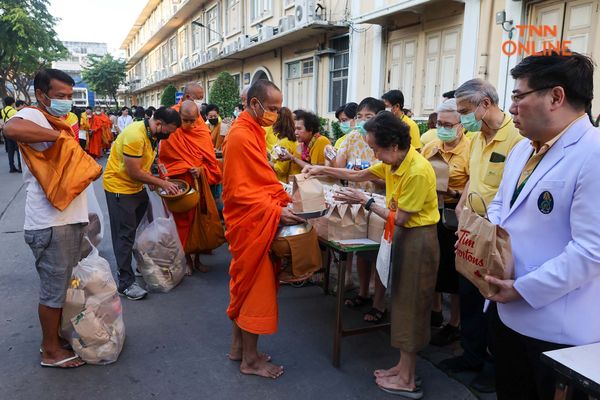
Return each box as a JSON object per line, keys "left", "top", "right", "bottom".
{"left": 158, "top": 114, "right": 222, "bottom": 248}
{"left": 100, "top": 114, "right": 113, "bottom": 149}
{"left": 88, "top": 115, "right": 103, "bottom": 158}
{"left": 222, "top": 111, "right": 290, "bottom": 335}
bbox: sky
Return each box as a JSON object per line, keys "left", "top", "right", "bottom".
{"left": 49, "top": 0, "right": 147, "bottom": 56}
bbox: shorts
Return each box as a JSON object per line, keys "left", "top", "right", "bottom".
{"left": 24, "top": 223, "right": 86, "bottom": 308}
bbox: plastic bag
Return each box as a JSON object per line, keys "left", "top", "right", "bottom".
{"left": 61, "top": 243, "right": 125, "bottom": 365}
{"left": 133, "top": 190, "right": 186, "bottom": 293}
{"left": 376, "top": 211, "right": 396, "bottom": 288}
{"left": 84, "top": 184, "right": 104, "bottom": 248}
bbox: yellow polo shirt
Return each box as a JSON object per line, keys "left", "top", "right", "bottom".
{"left": 368, "top": 146, "right": 439, "bottom": 228}
{"left": 422, "top": 136, "right": 471, "bottom": 204}
{"left": 400, "top": 114, "right": 422, "bottom": 151}
{"left": 103, "top": 121, "right": 156, "bottom": 194}
{"left": 272, "top": 137, "right": 297, "bottom": 183}
{"left": 468, "top": 113, "right": 523, "bottom": 215}
{"left": 420, "top": 128, "right": 437, "bottom": 147}
{"left": 264, "top": 126, "right": 278, "bottom": 154}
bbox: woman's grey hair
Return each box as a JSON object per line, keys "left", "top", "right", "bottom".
{"left": 455, "top": 78, "right": 499, "bottom": 105}
{"left": 436, "top": 98, "right": 460, "bottom": 116}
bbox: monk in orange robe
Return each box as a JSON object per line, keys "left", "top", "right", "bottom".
{"left": 158, "top": 100, "right": 221, "bottom": 272}
{"left": 87, "top": 106, "right": 104, "bottom": 159}
{"left": 100, "top": 109, "right": 113, "bottom": 150}
{"left": 223, "top": 80, "right": 304, "bottom": 379}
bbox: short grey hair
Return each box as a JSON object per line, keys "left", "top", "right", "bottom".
{"left": 455, "top": 78, "right": 499, "bottom": 105}
{"left": 436, "top": 98, "right": 459, "bottom": 114}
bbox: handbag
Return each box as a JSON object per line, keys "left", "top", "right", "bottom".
{"left": 441, "top": 203, "right": 458, "bottom": 231}
{"left": 184, "top": 168, "right": 226, "bottom": 254}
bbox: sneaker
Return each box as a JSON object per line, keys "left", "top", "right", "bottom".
{"left": 119, "top": 282, "right": 147, "bottom": 300}
{"left": 430, "top": 324, "right": 461, "bottom": 347}
{"left": 430, "top": 310, "right": 444, "bottom": 328}
{"left": 439, "top": 355, "right": 483, "bottom": 373}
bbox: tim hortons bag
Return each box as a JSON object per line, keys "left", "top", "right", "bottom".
{"left": 455, "top": 193, "right": 513, "bottom": 297}
{"left": 291, "top": 174, "right": 325, "bottom": 212}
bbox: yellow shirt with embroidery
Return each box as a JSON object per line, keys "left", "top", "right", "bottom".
{"left": 468, "top": 113, "right": 523, "bottom": 215}
{"left": 337, "top": 131, "right": 378, "bottom": 192}
{"left": 422, "top": 136, "right": 471, "bottom": 204}
{"left": 290, "top": 135, "right": 331, "bottom": 176}
{"left": 272, "top": 137, "right": 298, "bottom": 183}
{"left": 400, "top": 114, "right": 422, "bottom": 151}
{"left": 368, "top": 146, "right": 439, "bottom": 228}
{"left": 103, "top": 121, "right": 156, "bottom": 194}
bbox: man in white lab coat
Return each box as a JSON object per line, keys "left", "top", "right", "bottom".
{"left": 486, "top": 51, "right": 600, "bottom": 400}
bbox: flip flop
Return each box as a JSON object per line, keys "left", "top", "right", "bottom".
{"left": 373, "top": 372, "right": 422, "bottom": 387}
{"left": 377, "top": 384, "right": 424, "bottom": 399}
{"left": 40, "top": 355, "right": 85, "bottom": 368}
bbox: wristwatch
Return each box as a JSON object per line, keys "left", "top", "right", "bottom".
{"left": 364, "top": 198, "right": 375, "bottom": 210}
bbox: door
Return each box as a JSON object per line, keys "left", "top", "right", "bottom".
{"left": 285, "top": 59, "right": 314, "bottom": 111}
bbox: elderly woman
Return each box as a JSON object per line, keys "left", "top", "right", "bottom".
{"left": 421, "top": 99, "right": 470, "bottom": 346}
{"left": 279, "top": 110, "right": 330, "bottom": 175}
{"left": 305, "top": 111, "right": 439, "bottom": 397}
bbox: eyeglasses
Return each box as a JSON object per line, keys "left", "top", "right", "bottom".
{"left": 436, "top": 122, "right": 460, "bottom": 129}
{"left": 511, "top": 87, "right": 554, "bottom": 104}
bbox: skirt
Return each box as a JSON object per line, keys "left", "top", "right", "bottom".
{"left": 390, "top": 224, "right": 440, "bottom": 352}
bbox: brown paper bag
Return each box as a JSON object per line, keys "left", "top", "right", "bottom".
{"left": 353, "top": 206, "right": 368, "bottom": 238}
{"left": 61, "top": 288, "right": 86, "bottom": 333}
{"left": 455, "top": 193, "right": 513, "bottom": 297}
{"left": 71, "top": 309, "right": 111, "bottom": 347}
{"left": 291, "top": 174, "right": 325, "bottom": 212}
{"left": 428, "top": 151, "right": 449, "bottom": 193}
{"left": 367, "top": 210, "right": 386, "bottom": 243}
{"left": 327, "top": 204, "right": 355, "bottom": 240}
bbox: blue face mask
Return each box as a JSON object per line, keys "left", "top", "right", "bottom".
{"left": 355, "top": 120, "right": 367, "bottom": 135}
{"left": 339, "top": 121, "right": 352, "bottom": 134}
{"left": 460, "top": 103, "right": 486, "bottom": 132}
{"left": 44, "top": 94, "right": 72, "bottom": 117}
{"left": 437, "top": 126, "right": 458, "bottom": 142}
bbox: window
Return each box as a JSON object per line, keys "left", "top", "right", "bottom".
{"left": 232, "top": 73, "right": 241, "bottom": 89}
{"left": 226, "top": 0, "right": 241, "bottom": 35}
{"left": 251, "top": 0, "right": 272, "bottom": 23}
{"left": 207, "top": 5, "right": 220, "bottom": 44}
{"left": 329, "top": 36, "right": 350, "bottom": 112}
{"left": 178, "top": 29, "right": 187, "bottom": 59}
{"left": 286, "top": 58, "right": 314, "bottom": 111}
{"left": 169, "top": 36, "right": 177, "bottom": 64}
{"left": 161, "top": 43, "right": 169, "bottom": 68}
{"left": 192, "top": 18, "right": 202, "bottom": 51}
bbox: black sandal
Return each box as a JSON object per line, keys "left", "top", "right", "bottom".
{"left": 364, "top": 307, "right": 387, "bottom": 323}
{"left": 344, "top": 295, "right": 372, "bottom": 308}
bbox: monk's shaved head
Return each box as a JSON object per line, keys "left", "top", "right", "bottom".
{"left": 180, "top": 100, "right": 199, "bottom": 130}
{"left": 183, "top": 82, "right": 204, "bottom": 101}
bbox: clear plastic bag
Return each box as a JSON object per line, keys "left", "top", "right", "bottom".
{"left": 84, "top": 184, "right": 104, "bottom": 248}
{"left": 61, "top": 243, "right": 125, "bottom": 365}
{"left": 133, "top": 190, "right": 186, "bottom": 293}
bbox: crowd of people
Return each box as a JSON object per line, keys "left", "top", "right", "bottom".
{"left": 2, "top": 49, "right": 600, "bottom": 400}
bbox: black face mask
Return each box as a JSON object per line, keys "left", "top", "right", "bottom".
{"left": 208, "top": 118, "right": 219, "bottom": 126}
{"left": 155, "top": 131, "right": 170, "bottom": 140}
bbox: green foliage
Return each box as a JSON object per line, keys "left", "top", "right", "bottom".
{"left": 0, "top": 0, "right": 67, "bottom": 101}
{"left": 160, "top": 84, "right": 177, "bottom": 107}
{"left": 208, "top": 72, "right": 239, "bottom": 117}
{"left": 318, "top": 117, "right": 332, "bottom": 140}
{"left": 417, "top": 121, "right": 429, "bottom": 135}
{"left": 331, "top": 121, "right": 344, "bottom": 142}
{"left": 81, "top": 54, "right": 126, "bottom": 109}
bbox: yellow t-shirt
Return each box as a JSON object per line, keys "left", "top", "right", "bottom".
{"left": 421, "top": 136, "right": 471, "bottom": 204}
{"left": 334, "top": 134, "right": 348, "bottom": 149}
{"left": 264, "top": 126, "right": 278, "bottom": 154}
{"left": 272, "top": 137, "right": 298, "bottom": 183}
{"left": 420, "top": 128, "right": 437, "bottom": 147}
{"left": 368, "top": 146, "right": 439, "bottom": 228}
{"left": 400, "top": 114, "right": 422, "bottom": 151}
{"left": 103, "top": 121, "right": 156, "bottom": 194}
{"left": 290, "top": 135, "right": 331, "bottom": 175}
{"left": 468, "top": 113, "right": 523, "bottom": 215}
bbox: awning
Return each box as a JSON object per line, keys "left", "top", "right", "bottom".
{"left": 351, "top": 0, "right": 431, "bottom": 25}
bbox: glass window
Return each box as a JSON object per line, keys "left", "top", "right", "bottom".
{"left": 192, "top": 18, "right": 202, "bottom": 51}
{"left": 170, "top": 36, "right": 177, "bottom": 64}
{"left": 179, "top": 28, "right": 187, "bottom": 58}
{"left": 161, "top": 43, "right": 169, "bottom": 68}
{"left": 207, "top": 5, "right": 220, "bottom": 44}
{"left": 287, "top": 61, "right": 301, "bottom": 79}
{"left": 329, "top": 36, "right": 349, "bottom": 112}
{"left": 251, "top": 0, "right": 273, "bottom": 22}
{"left": 226, "top": 0, "right": 241, "bottom": 34}
{"left": 302, "top": 59, "right": 313, "bottom": 75}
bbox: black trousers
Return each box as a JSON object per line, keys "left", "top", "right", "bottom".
{"left": 6, "top": 138, "right": 21, "bottom": 171}
{"left": 105, "top": 189, "right": 148, "bottom": 291}
{"left": 79, "top": 138, "right": 86, "bottom": 149}
{"left": 491, "top": 306, "right": 586, "bottom": 400}
{"left": 458, "top": 276, "right": 494, "bottom": 366}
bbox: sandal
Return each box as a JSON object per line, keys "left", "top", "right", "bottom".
{"left": 364, "top": 307, "right": 387, "bottom": 323}
{"left": 344, "top": 295, "right": 372, "bottom": 308}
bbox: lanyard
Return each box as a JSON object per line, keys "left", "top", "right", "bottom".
{"left": 509, "top": 149, "right": 545, "bottom": 208}
{"left": 144, "top": 119, "right": 158, "bottom": 151}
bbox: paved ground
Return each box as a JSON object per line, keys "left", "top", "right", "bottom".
{"left": 0, "top": 157, "right": 496, "bottom": 400}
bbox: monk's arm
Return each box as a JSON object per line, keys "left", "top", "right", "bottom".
{"left": 3, "top": 118, "right": 60, "bottom": 142}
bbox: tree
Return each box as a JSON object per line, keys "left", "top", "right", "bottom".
{"left": 81, "top": 54, "right": 126, "bottom": 110}
{"left": 208, "top": 72, "right": 239, "bottom": 117}
{"left": 0, "top": 0, "right": 67, "bottom": 101}
{"left": 160, "top": 84, "right": 177, "bottom": 107}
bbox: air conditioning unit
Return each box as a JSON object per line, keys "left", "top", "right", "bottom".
{"left": 200, "top": 52, "right": 209, "bottom": 64}
{"left": 278, "top": 15, "right": 296, "bottom": 33}
{"left": 259, "top": 25, "right": 275, "bottom": 41}
{"left": 295, "top": 0, "right": 315, "bottom": 26}
{"left": 191, "top": 54, "right": 201, "bottom": 67}
{"left": 207, "top": 48, "right": 218, "bottom": 61}
{"left": 237, "top": 35, "right": 251, "bottom": 49}
{"left": 230, "top": 41, "right": 240, "bottom": 52}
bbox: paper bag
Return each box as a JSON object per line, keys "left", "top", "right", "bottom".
{"left": 72, "top": 309, "right": 111, "bottom": 347}
{"left": 367, "top": 211, "right": 386, "bottom": 243}
{"left": 61, "top": 288, "right": 86, "bottom": 333}
{"left": 353, "top": 206, "right": 368, "bottom": 238}
{"left": 455, "top": 193, "right": 513, "bottom": 297}
{"left": 291, "top": 174, "right": 325, "bottom": 212}
{"left": 428, "top": 152, "right": 449, "bottom": 192}
{"left": 327, "top": 204, "right": 354, "bottom": 240}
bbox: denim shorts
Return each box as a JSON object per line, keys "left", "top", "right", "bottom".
{"left": 24, "top": 223, "right": 86, "bottom": 308}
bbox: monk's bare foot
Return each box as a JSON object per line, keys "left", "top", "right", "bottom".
{"left": 185, "top": 256, "right": 194, "bottom": 276}
{"left": 194, "top": 258, "right": 209, "bottom": 273}
{"left": 373, "top": 365, "right": 401, "bottom": 378}
{"left": 240, "top": 358, "right": 283, "bottom": 379}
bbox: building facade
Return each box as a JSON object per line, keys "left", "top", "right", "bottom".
{"left": 121, "top": 0, "right": 600, "bottom": 119}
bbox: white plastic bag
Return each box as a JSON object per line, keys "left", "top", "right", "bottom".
{"left": 133, "top": 190, "right": 186, "bottom": 293}
{"left": 376, "top": 213, "right": 395, "bottom": 288}
{"left": 61, "top": 244, "right": 125, "bottom": 365}
{"left": 84, "top": 184, "right": 104, "bottom": 247}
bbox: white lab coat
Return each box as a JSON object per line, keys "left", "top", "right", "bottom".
{"left": 488, "top": 115, "right": 600, "bottom": 346}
